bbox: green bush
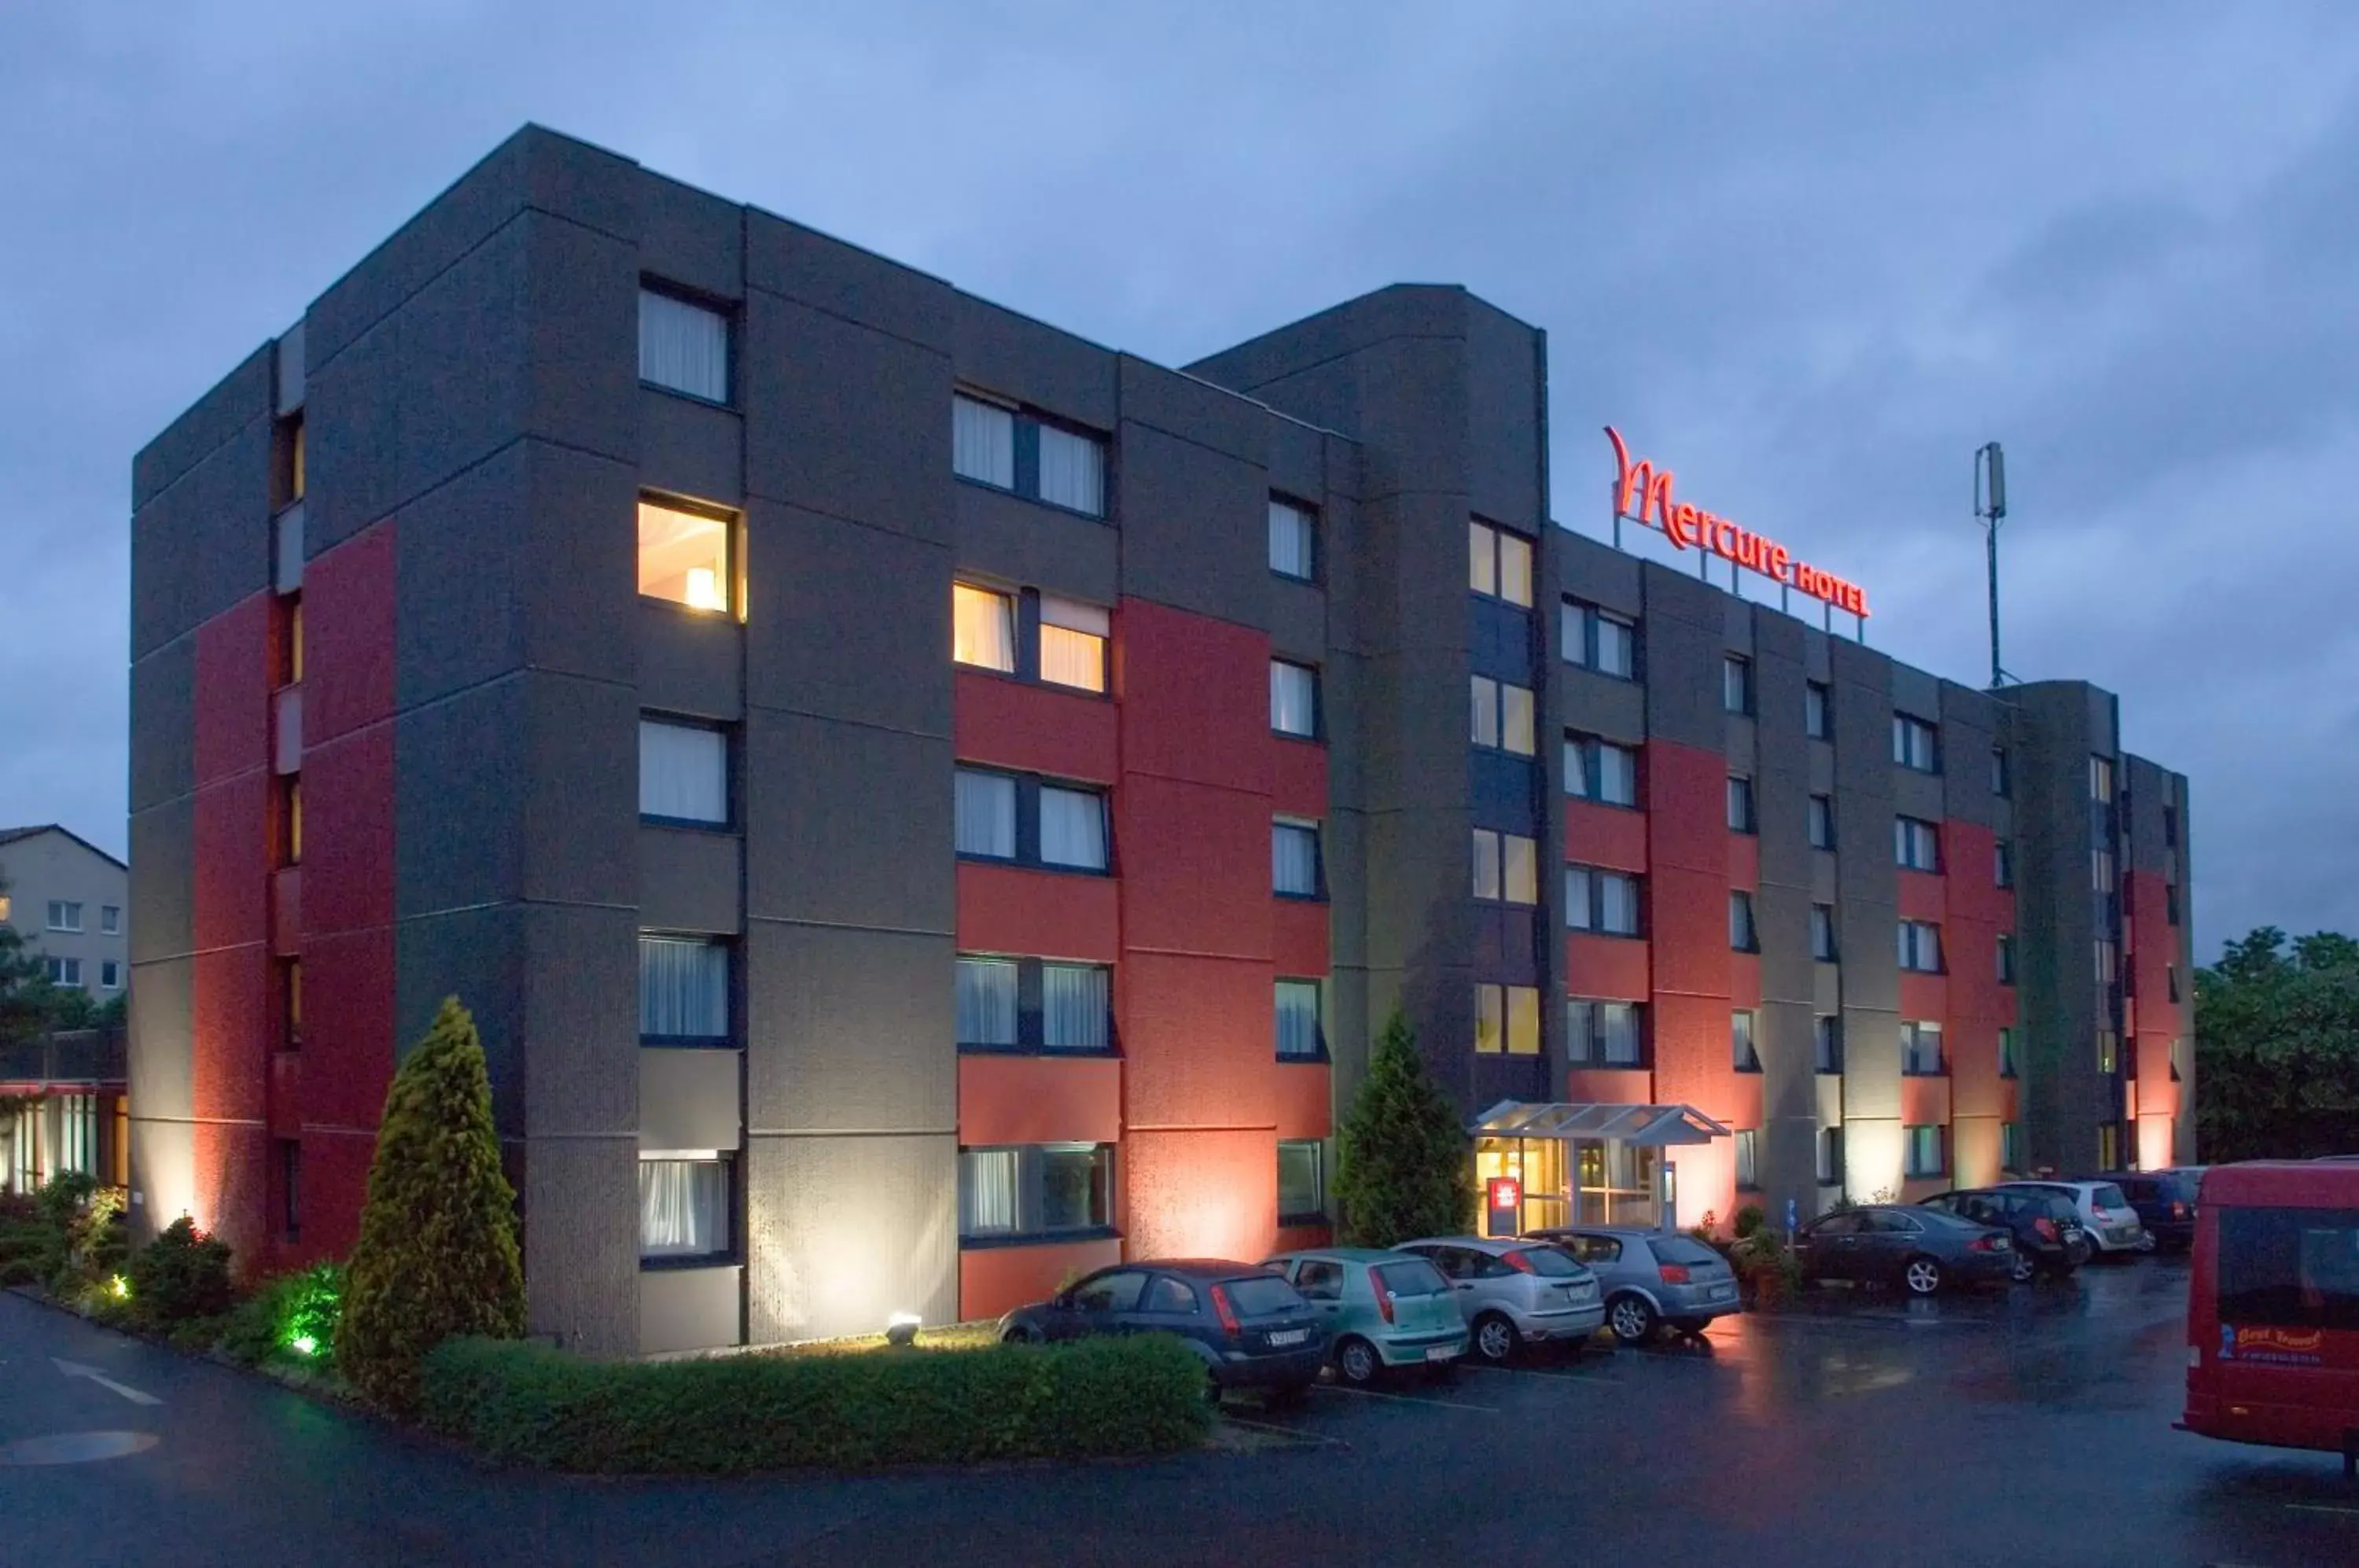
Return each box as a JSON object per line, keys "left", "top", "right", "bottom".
{"left": 1733, "top": 1205, "right": 1766, "bottom": 1241}
{"left": 222, "top": 1262, "right": 346, "bottom": 1368}
{"left": 125, "top": 1217, "right": 235, "bottom": 1324}
{"left": 1334, "top": 1010, "right": 1475, "bottom": 1246}
{"left": 421, "top": 1331, "right": 1211, "bottom": 1474}
{"left": 340, "top": 998, "right": 526, "bottom": 1415}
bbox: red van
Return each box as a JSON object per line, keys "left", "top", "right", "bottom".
{"left": 2181, "top": 1161, "right": 2359, "bottom": 1477}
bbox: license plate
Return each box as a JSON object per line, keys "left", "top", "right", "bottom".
{"left": 1709, "top": 1284, "right": 1735, "bottom": 1299}
{"left": 1268, "top": 1329, "right": 1308, "bottom": 1347}
{"left": 1424, "top": 1346, "right": 1454, "bottom": 1362}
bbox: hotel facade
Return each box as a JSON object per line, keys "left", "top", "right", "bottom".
{"left": 128, "top": 127, "right": 2194, "bottom": 1355}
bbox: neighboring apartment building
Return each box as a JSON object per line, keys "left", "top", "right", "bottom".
{"left": 0, "top": 824, "right": 128, "bottom": 999}
{"left": 127, "top": 126, "right": 2192, "bottom": 1356}
{"left": 0, "top": 825, "right": 129, "bottom": 1192}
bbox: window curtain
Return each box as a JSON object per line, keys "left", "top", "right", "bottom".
{"left": 1270, "top": 661, "right": 1316, "bottom": 735}
{"left": 1602, "top": 1003, "right": 1641, "bottom": 1066}
{"left": 955, "top": 958, "right": 1018, "bottom": 1047}
{"left": 952, "top": 584, "right": 1016, "bottom": 672}
{"left": 1596, "top": 616, "right": 1634, "bottom": 677}
{"left": 961, "top": 1149, "right": 1018, "bottom": 1235}
{"left": 1496, "top": 532, "right": 1533, "bottom": 606}
{"left": 638, "top": 291, "right": 728, "bottom": 402}
{"left": 1268, "top": 501, "right": 1313, "bottom": 578}
{"left": 1275, "top": 980, "right": 1321, "bottom": 1058}
{"left": 639, "top": 1158, "right": 727, "bottom": 1257}
{"left": 1470, "top": 676, "right": 1499, "bottom": 746}
{"left": 1274, "top": 823, "right": 1318, "bottom": 896}
{"left": 1041, "top": 965, "right": 1109, "bottom": 1050}
{"left": 955, "top": 770, "right": 1017, "bottom": 857}
{"left": 1278, "top": 1142, "right": 1323, "bottom": 1216}
{"left": 1039, "top": 598, "right": 1108, "bottom": 692}
{"left": 1600, "top": 745, "right": 1636, "bottom": 804}
{"left": 1503, "top": 834, "right": 1537, "bottom": 904}
{"left": 639, "top": 937, "right": 728, "bottom": 1037}
{"left": 953, "top": 395, "right": 1015, "bottom": 487}
{"left": 1601, "top": 874, "right": 1638, "bottom": 934}
{"left": 1036, "top": 425, "right": 1103, "bottom": 515}
{"left": 640, "top": 721, "right": 727, "bottom": 823}
{"left": 1500, "top": 683, "right": 1536, "bottom": 754}
{"left": 1040, "top": 788, "right": 1106, "bottom": 869}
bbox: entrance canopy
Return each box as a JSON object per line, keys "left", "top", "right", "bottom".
{"left": 1469, "top": 1100, "right": 1730, "bottom": 1147}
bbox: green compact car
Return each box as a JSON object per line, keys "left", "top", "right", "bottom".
{"left": 1263, "top": 1248, "right": 1470, "bottom": 1385}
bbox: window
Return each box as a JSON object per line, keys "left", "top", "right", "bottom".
{"left": 639, "top": 288, "right": 730, "bottom": 403}
{"left": 2095, "top": 937, "right": 2118, "bottom": 985}
{"left": 2090, "top": 755, "right": 2114, "bottom": 802}
{"left": 952, "top": 583, "right": 1017, "bottom": 673}
{"left": 1897, "top": 920, "right": 1944, "bottom": 974}
{"left": 1997, "top": 933, "right": 2016, "bottom": 985}
{"left": 282, "top": 959, "right": 302, "bottom": 1048}
{"left": 2164, "top": 804, "right": 2180, "bottom": 848}
{"left": 2167, "top": 884, "right": 2182, "bottom": 926}
{"left": 959, "top": 1143, "right": 1114, "bottom": 1240}
{"left": 1808, "top": 794, "right": 1835, "bottom": 850}
{"left": 1818, "top": 1126, "right": 1845, "bottom": 1185}
{"left": 1469, "top": 521, "right": 1533, "bottom": 607}
{"left": 954, "top": 768, "right": 1018, "bottom": 859}
{"left": 2092, "top": 847, "right": 2116, "bottom": 894}
{"left": 282, "top": 778, "right": 303, "bottom": 867}
{"left": 1471, "top": 676, "right": 1536, "bottom": 755}
{"left": 1735, "top": 1129, "right": 1760, "bottom": 1190}
{"left": 1904, "top": 1125, "right": 1946, "bottom": 1179}
{"left": 1902, "top": 1020, "right": 1945, "bottom": 1076}
{"left": 639, "top": 719, "right": 728, "bottom": 825}
{"left": 273, "top": 412, "right": 306, "bottom": 510}
{"left": 1892, "top": 713, "right": 1939, "bottom": 771}
{"left": 1271, "top": 661, "right": 1319, "bottom": 738}
{"left": 1042, "top": 964, "right": 1111, "bottom": 1051}
{"left": 1041, "top": 786, "right": 1109, "bottom": 871}
{"left": 1562, "top": 600, "right": 1636, "bottom": 677}
{"left": 1811, "top": 904, "right": 1838, "bottom": 961}
{"left": 638, "top": 495, "right": 735, "bottom": 614}
{"left": 1805, "top": 680, "right": 1831, "bottom": 738}
{"left": 1722, "top": 655, "right": 1753, "bottom": 715}
{"left": 1726, "top": 776, "right": 1757, "bottom": 834}
{"left": 0, "top": 894, "right": 9, "bottom": 922}
{"left": 1999, "top": 1027, "right": 2019, "bottom": 1080}
{"left": 639, "top": 936, "right": 729, "bottom": 1040}
{"left": 1275, "top": 980, "right": 1323, "bottom": 1059}
{"left": 952, "top": 392, "right": 1105, "bottom": 517}
{"left": 1037, "top": 425, "right": 1105, "bottom": 516}
{"left": 44, "top": 956, "right": 83, "bottom": 988}
{"left": 953, "top": 393, "right": 1016, "bottom": 488}
{"left": 1475, "top": 984, "right": 1540, "bottom": 1055}
{"left": 1566, "top": 734, "right": 1640, "bottom": 807}
{"left": 2097, "top": 1030, "right": 2119, "bottom": 1074}
{"left": 1474, "top": 830, "right": 1538, "bottom": 906}
{"left": 2097, "top": 1124, "right": 2122, "bottom": 1170}
{"left": 2168, "top": 963, "right": 2182, "bottom": 1003}
{"left": 955, "top": 957, "right": 1110, "bottom": 1052}
{"left": 1565, "top": 865, "right": 1640, "bottom": 935}
{"left": 1814, "top": 1014, "right": 1842, "bottom": 1073}
{"left": 1269, "top": 499, "right": 1316, "bottom": 580}
{"left": 1729, "top": 891, "right": 1758, "bottom": 952}
{"left": 45, "top": 900, "right": 82, "bottom": 933}
{"left": 1278, "top": 1140, "right": 1325, "bottom": 1222}
{"left": 100, "top": 905, "right": 120, "bottom": 936}
{"left": 1567, "top": 999, "right": 1644, "bottom": 1066}
{"left": 955, "top": 957, "right": 1019, "bottom": 1047}
{"left": 1895, "top": 816, "right": 1941, "bottom": 872}
{"left": 1037, "top": 598, "right": 1109, "bottom": 692}
{"left": 2000, "top": 1121, "right": 2022, "bottom": 1173}
{"left": 640, "top": 1155, "right": 733, "bottom": 1261}
{"left": 1991, "top": 745, "right": 2011, "bottom": 797}
{"left": 1731, "top": 1010, "right": 1761, "bottom": 1072}
{"left": 100, "top": 960, "right": 120, "bottom": 991}
{"left": 1273, "top": 819, "right": 1322, "bottom": 897}
{"left": 1994, "top": 840, "right": 2014, "bottom": 889}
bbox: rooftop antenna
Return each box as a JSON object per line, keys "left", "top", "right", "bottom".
{"left": 1976, "top": 442, "right": 2009, "bottom": 689}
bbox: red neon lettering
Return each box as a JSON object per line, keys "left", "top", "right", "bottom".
{"left": 1603, "top": 427, "right": 1869, "bottom": 617}
{"left": 1765, "top": 543, "right": 1790, "bottom": 581}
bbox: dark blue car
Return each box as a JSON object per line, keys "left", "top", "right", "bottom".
{"left": 2088, "top": 1167, "right": 2206, "bottom": 1250}
{"left": 998, "top": 1259, "right": 1327, "bottom": 1402}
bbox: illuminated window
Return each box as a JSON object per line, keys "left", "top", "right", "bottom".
{"left": 1474, "top": 831, "right": 1537, "bottom": 906}
{"left": 1898, "top": 920, "right": 1943, "bottom": 974}
{"left": 952, "top": 583, "right": 1016, "bottom": 672}
{"left": 1039, "top": 598, "right": 1108, "bottom": 692}
{"left": 282, "top": 778, "right": 302, "bottom": 867}
{"left": 639, "top": 936, "right": 729, "bottom": 1040}
{"left": 1892, "top": 713, "right": 1939, "bottom": 771}
{"left": 1475, "top": 984, "right": 1540, "bottom": 1055}
{"left": 1567, "top": 999, "right": 1644, "bottom": 1066}
{"left": 1902, "top": 1021, "right": 1945, "bottom": 1075}
{"left": 1279, "top": 1141, "right": 1325, "bottom": 1222}
{"left": 639, "top": 1154, "right": 734, "bottom": 1260}
{"left": 639, "top": 289, "right": 731, "bottom": 403}
{"left": 2097, "top": 1030, "right": 2119, "bottom": 1074}
{"left": 282, "top": 598, "right": 304, "bottom": 686}
{"left": 1269, "top": 499, "right": 1316, "bottom": 580}
{"left": 637, "top": 495, "right": 734, "bottom": 614}
{"left": 273, "top": 413, "right": 306, "bottom": 509}
{"left": 1732, "top": 1010, "right": 1760, "bottom": 1073}
{"left": 1271, "top": 661, "right": 1318, "bottom": 737}
{"left": 1471, "top": 677, "right": 1536, "bottom": 755}
{"left": 0, "top": 894, "right": 10, "bottom": 922}
{"left": 2096, "top": 1124, "right": 2119, "bottom": 1171}
{"left": 1470, "top": 521, "right": 1534, "bottom": 608}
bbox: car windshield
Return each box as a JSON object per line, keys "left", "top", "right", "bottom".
{"left": 1375, "top": 1259, "right": 1448, "bottom": 1297}
{"left": 2091, "top": 1184, "right": 2129, "bottom": 1209}
{"left": 1514, "top": 1246, "right": 1585, "bottom": 1277}
{"left": 1651, "top": 1238, "right": 1722, "bottom": 1265}
{"left": 1221, "top": 1275, "right": 1305, "bottom": 1317}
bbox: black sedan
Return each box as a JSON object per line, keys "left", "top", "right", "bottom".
{"left": 1919, "top": 1187, "right": 2086, "bottom": 1279}
{"left": 1795, "top": 1205, "right": 2016, "bottom": 1296}
{"left": 998, "top": 1259, "right": 1327, "bottom": 1401}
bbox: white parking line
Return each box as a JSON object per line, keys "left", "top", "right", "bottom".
{"left": 1316, "top": 1383, "right": 1499, "bottom": 1413}
{"left": 2284, "top": 1501, "right": 2359, "bottom": 1517}
{"left": 1458, "top": 1361, "right": 1618, "bottom": 1382}
{"left": 1219, "top": 1414, "right": 1349, "bottom": 1449}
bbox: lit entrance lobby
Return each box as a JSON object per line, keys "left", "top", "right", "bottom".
{"left": 1471, "top": 1102, "right": 1731, "bottom": 1235}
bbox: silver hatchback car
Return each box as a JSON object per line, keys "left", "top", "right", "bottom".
{"left": 1395, "top": 1236, "right": 1606, "bottom": 1362}
{"left": 1527, "top": 1226, "right": 1743, "bottom": 1343}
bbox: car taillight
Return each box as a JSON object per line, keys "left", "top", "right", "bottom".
{"left": 1970, "top": 1235, "right": 1999, "bottom": 1252}
{"left": 1368, "top": 1267, "right": 1396, "bottom": 1323}
{"left": 1500, "top": 1250, "right": 1536, "bottom": 1274}
{"left": 1209, "top": 1283, "right": 1241, "bottom": 1339}
{"left": 2172, "top": 1200, "right": 2189, "bottom": 1220}
{"left": 2035, "top": 1217, "right": 2058, "bottom": 1242}
{"left": 1658, "top": 1264, "right": 1691, "bottom": 1285}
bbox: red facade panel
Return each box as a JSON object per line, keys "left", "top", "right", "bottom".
{"left": 1114, "top": 600, "right": 1272, "bottom": 795}
{"left": 191, "top": 772, "right": 270, "bottom": 954}
{"left": 296, "top": 1128, "right": 377, "bottom": 1264}
{"left": 190, "top": 947, "right": 267, "bottom": 1124}
{"left": 1114, "top": 775, "right": 1273, "bottom": 961}
{"left": 955, "top": 863, "right": 1121, "bottom": 963}
{"left": 1897, "top": 869, "right": 1946, "bottom": 923}
{"left": 299, "top": 926, "right": 396, "bottom": 1134}
{"left": 1273, "top": 1061, "right": 1331, "bottom": 1142}
{"left": 1565, "top": 934, "right": 1649, "bottom": 1002}
{"left": 1272, "top": 898, "right": 1328, "bottom": 981}
{"left": 1901, "top": 1074, "right": 1952, "bottom": 1131}
{"left": 1729, "top": 953, "right": 1762, "bottom": 1011}
{"left": 1124, "top": 1127, "right": 1276, "bottom": 1263}
{"left": 1120, "top": 951, "right": 1274, "bottom": 1134}
{"left": 953, "top": 670, "right": 1118, "bottom": 785}
{"left": 1270, "top": 738, "right": 1328, "bottom": 821}
{"left": 302, "top": 724, "right": 396, "bottom": 939}
{"left": 302, "top": 522, "right": 397, "bottom": 746}
{"left": 1564, "top": 801, "right": 1647, "bottom": 872}
{"left": 193, "top": 595, "right": 271, "bottom": 786}
{"left": 959, "top": 1235, "right": 1123, "bottom": 1322}
{"left": 957, "top": 1055, "right": 1122, "bottom": 1147}
{"left": 190, "top": 1120, "right": 268, "bottom": 1271}
{"left": 1272, "top": 1221, "right": 1335, "bottom": 1253}
{"left": 1565, "top": 1067, "right": 1654, "bottom": 1103}
{"left": 1897, "top": 973, "right": 1949, "bottom": 1024}
{"left": 1726, "top": 833, "right": 1759, "bottom": 893}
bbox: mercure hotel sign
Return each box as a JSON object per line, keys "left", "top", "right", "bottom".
{"left": 1606, "top": 426, "right": 1870, "bottom": 618}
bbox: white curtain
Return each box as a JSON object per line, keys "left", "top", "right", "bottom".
{"left": 639, "top": 721, "right": 727, "bottom": 823}
{"left": 639, "top": 1159, "right": 727, "bottom": 1257}
{"left": 1596, "top": 615, "right": 1635, "bottom": 677}
{"left": 1602, "top": 1003, "right": 1641, "bottom": 1066}
{"left": 1270, "top": 661, "right": 1316, "bottom": 736}
{"left": 1274, "top": 822, "right": 1319, "bottom": 896}
{"left": 1278, "top": 1141, "right": 1323, "bottom": 1216}
{"left": 1037, "top": 425, "right": 1104, "bottom": 515}
{"left": 1565, "top": 866, "right": 1592, "bottom": 929}
{"left": 1473, "top": 830, "right": 1501, "bottom": 900}
{"left": 1470, "top": 676, "right": 1498, "bottom": 747}
{"left": 1599, "top": 744, "right": 1636, "bottom": 804}
{"left": 1268, "top": 501, "right": 1314, "bottom": 579}
{"left": 1040, "top": 787, "right": 1106, "bottom": 870}
{"left": 1042, "top": 965, "right": 1109, "bottom": 1050}
{"left": 1565, "top": 740, "right": 1591, "bottom": 799}
{"left": 639, "top": 937, "right": 728, "bottom": 1037}
{"left": 960, "top": 1149, "right": 1018, "bottom": 1235}
{"left": 955, "top": 770, "right": 1017, "bottom": 858}
{"left": 953, "top": 395, "right": 1015, "bottom": 487}
{"left": 1040, "top": 598, "right": 1108, "bottom": 692}
{"left": 1497, "top": 531, "right": 1533, "bottom": 607}
{"left": 1275, "top": 980, "right": 1321, "bottom": 1058}
{"left": 953, "top": 584, "right": 1016, "bottom": 672}
{"left": 955, "top": 958, "right": 1018, "bottom": 1047}
{"left": 1503, "top": 834, "right": 1536, "bottom": 905}
{"left": 639, "top": 291, "right": 729, "bottom": 402}
{"left": 1501, "top": 683, "right": 1536, "bottom": 755}
{"left": 1601, "top": 874, "right": 1639, "bottom": 934}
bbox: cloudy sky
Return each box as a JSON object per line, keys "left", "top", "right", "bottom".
{"left": 5, "top": 2, "right": 2353, "bottom": 960}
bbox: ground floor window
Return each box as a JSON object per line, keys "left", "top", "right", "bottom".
{"left": 1278, "top": 1140, "right": 1325, "bottom": 1223}
{"left": 1734, "top": 1128, "right": 1760, "bottom": 1190}
{"left": 1817, "top": 1126, "right": 1844, "bottom": 1186}
{"left": 639, "top": 1154, "right": 734, "bottom": 1262}
{"left": 958, "top": 1143, "right": 1113, "bottom": 1242}
{"left": 2000, "top": 1121, "right": 2022, "bottom": 1174}
{"left": 1904, "top": 1124, "right": 1946, "bottom": 1179}
{"left": 56, "top": 1094, "right": 95, "bottom": 1179}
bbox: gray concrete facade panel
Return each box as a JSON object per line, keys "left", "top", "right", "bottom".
{"left": 743, "top": 711, "right": 952, "bottom": 934}
{"left": 1559, "top": 531, "right": 1644, "bottom": 617}
{"left": 396, "top": 680, "right": 525, "bottom": 918}
{"left": 748, "top": 212, "right": 955, "bottom": 352}
{"left": 1464, "top": 301, "right": 1544, "bottom": 531}
{"left": 1893, "top": 769, "right": 1946, "bottom": 826}
{"left": 640, "top": 1264, "right": 743, "bottom": 1356}
{"left": 1560, "top": 670, "right": 1647, "bottom": 747}
{"left": 125, "top": 955, "right": 192, "bottom": 1122}
{"left": 1265, "top": 418, "right": 1327, "bottom": 504}
{"left": 130, "top": 639, "right": 196, "bottom": 815}
{"left": 127, "top": 799, "right": 193, "bottom": 966}
{"left": 1115, "top": 421, "right": 1267, "bottom": 627}
{"left": 640, "top": 1047, "right": 743, "bottom": 1152}
{"left": 745, "top": 503, "right": 951, "bottom": 738}
{"left": 640, "top": 391, "right": 744, "bottom": 509}
{"left": 522, "top": 1136, "right": 640, "bottom": 1356}
{"left": 522, "top": 902, "right": 640, "bottom": 1138}
{"left": 396, "top": 905, "right": 524, "bottom": 1127}
{"left": 954, "top": 484, "right": 1119, "bottom": 609}
{"left": 522, "top": 211, "right": 640, "bottom": 466}
{"left": 639, "top": 826, "right": 743, "bottom": 936}
{"left": 133, "top": 348, "right": 270, "bottom": 512}
{"left": 745, "top": 1131, "right": 956, "bottom": 1344}
{"left": 1117, "top": 355, "right": 1268, "bottom": 466}
{"left": 637, "top": 602, "right": 745, "bottom": 721}
{"left": 637, "top": 172, "right": 747, "bottom": 304}
{"left": 1268, "top": 580, "right": 1327, "bottom": 667}
{"left": 950, "top": 296, "right": 1114, "bottom": 429}
{"left": 521, "top": 673, "right": 638, "bottom": 910}
{"left": 130, "top": 415, "right": 270, "bottom": 659}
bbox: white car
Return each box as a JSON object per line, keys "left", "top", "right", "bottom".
{"left": 1997, "top": 1180, "right": 2147, "bottom": 1257}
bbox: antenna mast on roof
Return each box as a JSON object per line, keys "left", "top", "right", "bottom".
{"left": 1976, "top": 442, "right": 2009, "bottom": 690}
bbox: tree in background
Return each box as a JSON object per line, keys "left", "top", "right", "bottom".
{"left": 1333, "top": 1010, "right": 1474, "bottom": 1246}
{"left": 338, "top": 997, "right": 526, "bottom": 1414}
{"left": 2196, "top": 926, "right": 2359, "bottom": 1161}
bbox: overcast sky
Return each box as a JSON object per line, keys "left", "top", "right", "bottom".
{"left": 5, "top": 2, "right": 2353, "bottom": 961}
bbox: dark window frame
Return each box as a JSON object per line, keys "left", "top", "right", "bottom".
{"left": 1565, "top": 732, "right": 1643, "bottom": 809}
{"left": 954, "top": 953, "right": 1120, "bottom": 1057}
{"left": 1566, "top": 997, "right": 1649, "bottom": 1068}
{"left": 951, "top": 389, "right": 1111, "bottom": 521}
{"left": 955, "top": 1143, "right": 1120, "bottom": 1247}
{"left": 638, "top": 280, "right": 738, "bottom": 408}
{"left": 953, "top": 765, "right": 1114, "bottom": 877}
{"left": 1561, "top": 598, "right": 1640, "bottom": 679}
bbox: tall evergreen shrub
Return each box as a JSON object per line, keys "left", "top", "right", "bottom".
{"left": 1333, "top": 1010, "right": 1474, "bottom": 1246}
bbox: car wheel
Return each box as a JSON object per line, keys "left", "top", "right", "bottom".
{"left": 1334, "top": 1336, "right": 1382, "bottom": 1387}
{"left": 1472, "top": 1312, "right": 1521, "bottom": 1364}
{"left": 1001, "top": 1323, "right": 1043, "bottom": 1345}
{"left": 1607, "top": 1293, "right": 1660, "bottom": 1345}
{"left": 1903, "top": 1257, "right": 1945, "bottom": 1297}
{"left": 2010, "top": 1248, "right": 2037, "bottom": 1283}
{"left": 2066, "top": 1237, "right": 2093, "bottom": 1268}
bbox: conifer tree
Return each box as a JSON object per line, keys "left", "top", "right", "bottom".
{"left": 1333, "top": 1010, "right": 1474, "bottom": 1246}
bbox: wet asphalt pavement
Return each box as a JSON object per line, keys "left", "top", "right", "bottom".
{"left": 2, "top": 1259, "right": 2354, "bottom": 1567}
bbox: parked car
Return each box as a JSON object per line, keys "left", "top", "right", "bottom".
{"left": 997, "top": 1259, "right": 1327, "bottom": 1401}
{"left": 1918, "top": 1187, "right": 2085, "bottom": 1281}
{"left": 1393, "top": 1237, "right": 1606, "bottom": 1362}
{"left": 1998, "top": 1180, "right": 2147, "bottom": 1258}
{"left": 1794, "top": 1205, "right": 2015, "bottom": 1296}
{"left": 1262, "top": 1248, "right": 1468, "bottom": 1384}
{"left": 1524, "top": 1226, "right": 1743, "bottom": 1342}
{"left": 2087, "top": 1167, "right": 2206, "bottom": 1251}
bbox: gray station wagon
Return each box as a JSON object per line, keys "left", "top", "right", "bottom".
{"left": 1526, "top": 1226, "right": 1743, "bottom": 1342}
{"left": 1394, "top": 1236, "right": 1606, "bottom": 1362}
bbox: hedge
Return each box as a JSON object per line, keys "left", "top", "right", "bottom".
{"left": 421, "top": 1331, "right": 1213, "bottom": 1474}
